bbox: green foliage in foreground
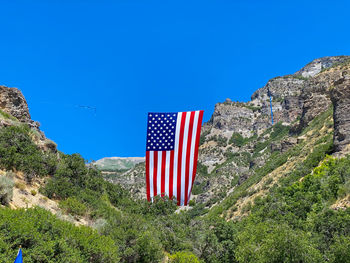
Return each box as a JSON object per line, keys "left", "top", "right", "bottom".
{"left": 0, "top": 125, "right": 57, "bottom": 181}
{"left": 0, "top": 108, "right": 349, "bottom": 262}
{"left": 0, "top": 207, "right": 119, "bottom": 263}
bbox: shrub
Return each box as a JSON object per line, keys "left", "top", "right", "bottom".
{"left": 229, "top": 133, "right": 247, "bottom": 147}
{"left": 169, "top": 251, "right": 200, "bottom": 263}
{"left": 0, "top": 125, "right": 57, "bottom": 181}
{"left": 59, "top": 197, "right": 88, "bottom": 217}
{"left": 0, "top": 176, "right": 14, "bottom": 205}
{"left": 30, "top": 189, "right": 37, "bottom": 196}
{"left": 15, "top": 182, "right": 26, "bottom": 191}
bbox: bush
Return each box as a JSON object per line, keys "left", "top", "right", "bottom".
{"left": 229, "top": 133, "right": 248, "bottom": 147}
{"left": 0, "top": 176, "right": 14, "bottom": 205}
{"left": 59, "top": 197, "right": 88, "bottom": 216}
{"left": 0, "top": 125, "right": 57, "bottom": 181}
{"left": 169, "top": 251, "right": 200, "bottom": 263}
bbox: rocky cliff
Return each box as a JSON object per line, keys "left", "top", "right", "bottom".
{"left": 0, "top": 85, "right": 55, "bottom": 152}
{"left": 331, "top": 75, "right": 350, "bottom": 155}
{"left": 109, "top": 55, "right": 350, "bottom": 206}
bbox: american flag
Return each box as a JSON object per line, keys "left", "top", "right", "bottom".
{"left": 145, "top": 110, "right": 204, "bottom": 206}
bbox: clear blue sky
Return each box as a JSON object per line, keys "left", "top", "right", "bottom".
{"left": 1, "top": 0, "right": 349, "bottom": 161}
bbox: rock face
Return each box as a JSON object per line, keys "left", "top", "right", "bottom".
{"left": 103, "top": 56, "right": 350, "bottom": 207}
{"left": 331, "top": 75, "right": 350, "bottom": 155}
{"left": 294, "top": 56, "right": 350, "bottom": 78}
{"left": 0, "top": 85, "right": 49, "bottom": 147}
{"left": 94, "top": 157, "right": 145, "bottom": 171}
{"left": 0, "top": 86, "right": 31, "bottom": 122}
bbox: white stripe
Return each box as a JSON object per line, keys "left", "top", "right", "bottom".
{"left": 149, "top": 151, "right": 154, "bottom": 201}
{"left": 180, "top": 112, "right": 191, "bottom": 205}
{"left": 187, "top": 111, "right": 199, "bottom": 200}
{"left": 157, "top": 151, "right": 162, "bottom": 197}
{"left": 165, "top": 151, "right": 170, "bottom": 196}
{"left": 173, "top": 112, "right": 182, "bottom": 201}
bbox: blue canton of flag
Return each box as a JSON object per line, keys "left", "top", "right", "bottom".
{"left": 146, "top": 113, "right": 177, "bottom": 151}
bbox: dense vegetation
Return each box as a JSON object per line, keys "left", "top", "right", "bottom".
{"left": 0, "top": 109, "right": 349, "bottom": 262}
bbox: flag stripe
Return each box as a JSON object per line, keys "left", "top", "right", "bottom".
{"left": 165, "top": 151, "right": 170, "bottom": 197}
{"left": 145, "top": 151, "right": 150, "bottom": 201}
{"left": 186, "top": 110, "right": 199, "bottom": 204}
{"left": 184, "top": 111, "right": 195, "bottom": 205}
{"left": 177, "top": 112, "right": 187, "bottom": 205}
{"left": 153, "top": 151, "right": 158, "bottom": 198}
{"left": 161, "top": 151, "right": 166, "bottom": 196}
{"left": 149, "top": 151, "right": 154, "bottom": 200}
{"left": 188, "top": 110, "right": 204, "bottom": 201}
{"left": 173, "top": 112, "right": 182, "bottom": 200}
{"left": 157, "top": 151, "right": 162, "bottom": 198}
{"left": 169, "top": 150, "right": 174, "bottom": 198}
{"left": 180, "top": 112, "right": 191, "bottom": 205}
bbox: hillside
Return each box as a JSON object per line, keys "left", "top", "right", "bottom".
{"left": 0, "top": 56, "right": 349, "bottom": 262}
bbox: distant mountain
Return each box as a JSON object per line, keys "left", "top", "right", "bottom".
{"left": 93, "top": 157, "right": 145, "bottom": 172}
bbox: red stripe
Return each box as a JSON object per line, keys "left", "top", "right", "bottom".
{"left": 169, "top": 150, "right": 174, "bottom": 199}
{"left": 161, "top": 151, "right": 166, "bottom": 197}
{"left": 177, "top": 112, "right": 187, "bottom": 206}
{"left": 184, "top": 111, "right": 195, "bottom": 205}
{"left": 145, "top": 151, "right": 150, "bottom": 201}
{"left": 153, "top": 151, "right": 158, "bottom": 198}
{"left": 189, "top": 110, "right": 204, "bottom": 200}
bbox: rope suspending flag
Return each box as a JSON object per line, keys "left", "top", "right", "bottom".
{"left": 145, "top": 111, "right": 204, "bottom": 206}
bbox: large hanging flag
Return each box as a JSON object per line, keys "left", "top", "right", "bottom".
{"left": 14, "top": 248, "right": 23, "bottom": 263}
{"left": 145, "top": 110, "right": 204, "bottom": 206}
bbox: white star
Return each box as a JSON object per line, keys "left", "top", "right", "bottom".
{"left": 155, "top": 114, "right": 158, "bottom": 117}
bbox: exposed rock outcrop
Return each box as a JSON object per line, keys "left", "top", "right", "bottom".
{"left": 331, "top": 75, "right": 350, "bottom": 155}
{"left": 0, "top": 85, "right": 47, "bottom": 144}
{"left": 294, "top": 56, "right": 350, "bottom": 78}
{"left": 0, "top": 85, "right": 31, "bottom": 122}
